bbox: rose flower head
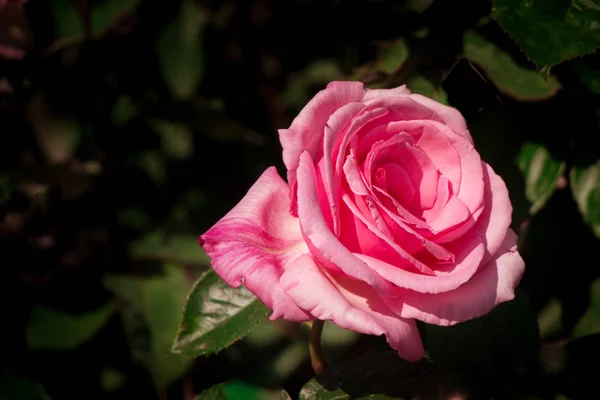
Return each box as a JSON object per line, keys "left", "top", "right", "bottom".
{"left": 199, "top": 81, "right": 525, "bottom": 361}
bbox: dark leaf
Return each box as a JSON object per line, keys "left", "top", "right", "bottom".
{"left": 298, "top": 351, "right": 465, "bottom": 400}
{"left": 493, "top": 0, "right": 600, "bottom": 68}
{"left": 173, "top": 270, "right": 270, "bottom": 357}
{"left": 197, "top": 381, "right": 291, "bottom": 400}
{"left": 27, "top": 303, "right": 115, "bottom": 351}
{"left": 463, "top": 31, "right": 561, "bottom": 101}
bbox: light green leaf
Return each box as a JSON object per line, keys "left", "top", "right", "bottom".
{"left": 377, "top": 39, "right": 409, "bottom": 75}
{"left": 27, "top": 303, "right": 115, "bottom": 350}
{"left": 493, "top": 0, "right": 600, "bottom": 68}
{"left": 157, "top": 0, "right": 207, "bottom": 99}
{"left": 172, "top": 270, "right": 270, "bottom": 357}
{"left": 573, "top": 278, "right": 600, "bottom": 337}
{"left": 463, "top": 31, "right": 561, "bottom": 101}
{"left": 149, "top": 119, "right": 194, "bottom": 160}
{"left": 570, "top": 161, "right": 600, "bottom": 238}
{"left": 538, "top": 298, "right": 564, "bottom": 339}
{"left": 198, "top": 381, "right": 291, "bottom": 400}
{"left": 104, "top": 266, "right": 193, "bottom": 387}
{"left": 516, "top": 142, "right": 566, "bottom": 214}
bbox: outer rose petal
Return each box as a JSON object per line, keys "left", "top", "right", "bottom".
{"left": 407, "top": 93, "right": 473, "bottom": 144}
{"left": 199, "top": 167, "right": 311, "bottom": 322}
{"left": 321, "top": 101, "right": 365, "bottom": 234}
{"left": 296, "top": 151, "right": 395, "bottom": 295}
{"left": 475, "top": 162, "right": 513, "bottom": 262}
{"left": 362, "top": 85, "right": 411, "bottom": 102}
{"left": 279, "top": 81, "right": 364, "bottom": 192}
{"left": 281, "top": 254, "right": 424, "bottom": 361}
{"left": 386, "top": 229, "right": 524, "bottom": 326}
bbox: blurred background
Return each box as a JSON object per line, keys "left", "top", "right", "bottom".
{"left": 1, "top": 0, "right": 600, "bottom": 399}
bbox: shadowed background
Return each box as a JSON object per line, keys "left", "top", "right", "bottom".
{"left": 1, "top": 0, "right": 600, "bottom": 399}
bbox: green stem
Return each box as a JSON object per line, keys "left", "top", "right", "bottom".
{"left": 309, "top": 320, "right": 327, "bottom": 375}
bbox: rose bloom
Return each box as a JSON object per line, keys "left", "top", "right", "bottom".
{"left": 199, "top": 82, "right": 524, "bottom": 361}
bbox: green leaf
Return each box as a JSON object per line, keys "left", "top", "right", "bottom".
{"left": 424, "top": 290, "right": 538, "bottom": 395}
{"left": 377, "top": 39, "right": 409, "bottom": 75}
{"left": 574, "top": 278, "right": 600, "bottom": 337}
{"left": 104, "top": 266, "right": 193, "bottom": 387}
{"left": 157, "top": 0, "right": 207, "bottom": 99}
{"left": 283, "top": 60, "right": 344, "bottom": 111}
{"left": 298, "top": 350, "right": 463, "bottom": 399}
{"left": 27, "top": 303, "right": 115, "bottom": 350}
{"left": 198, "top": 381, "right": 291, "bottom": 400}
{"left": 537, "top": 298, "right": 564, "bottom": 339}
{"left": 130, "top": 231, "right": 210, "bottom": 267}
{"left": 493, "top": 0, "right": 600, "bottom": 68}
{"left": 463, "top": 31, "right": 561, "bottom": 101}
{"left": 172, "top": 269, "right": 270, "bottom": 356}
{"left": 0, "top": 375, "right": 51, "bottom": 400}
{"left": 149, "top": 119, "right": 194, "bottom": 160}
{"left": 50, "top": 0, "right": 139, "bottom": 41}
{"left": 50, "top": 0, "right": 82, "bottom": 41}
{"left": 405, "top": 75, "right": 448, "bottom": 105}
{"left": 570, "top": 161, "right": 600, "bottom": 238}
{"left": 516, "top": 142, "right": 566, "bottom": 214}
{"left": 91, "top": 0, "right": 140, "bottom": 38}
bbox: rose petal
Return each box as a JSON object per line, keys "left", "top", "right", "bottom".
{"left": 280, "top": 254, "right": 424, "bottom": 361}
{"left": 375, "top": 163, "right": 415, "bottom": 206}
{"left": 421, "top": 175, "right": 451, "bottom": 222}
{"left": 342, "top": 155, "right": 393, "bottom": 237}
{"left": 370, "top": 140, "right": 439, "bottom": 210}
{"left": 373, "top": 185, "right": 429, "bottom": 228}
{"left": 386, "top": 120, "right": 462, "bottom": 193}
{"left": 362, "top": 84, "right": 412, "bottom": 102}
{"left": 355, "top": 231, "right": 485, "bottom": 293}
{"left": 199, "top": 167, "right": 312, "bottom": 321}
{"left": 406, "top": 93, "right": 472, "bottom": 144}
{"left": 296, "top": 152, "right": 395, "bottom": 295}
{"left": 374, "top": 193, "right": 456, "bottom": 263}
{"left": 342, "top": 193, "right": 436, "bottom": 275}
{"left": 445, "top": 126, "right": 485, "bottom": 214}
{"left": 321, "top": 102, "right": 366, "bottom": 234}
{"left": 386, "top": 229, "right": 524, "bottom": 326}
{"left": 475, "top": 162, "right": 513, "bottom": 262}
{"left": 335, "top": 107, "right": 393, "bottom": 176}
{"left": 279, "top": 81, "right": 364, "bottom": 201}
{"left": 429, "top": 196, "right": 472, "bottom": 235}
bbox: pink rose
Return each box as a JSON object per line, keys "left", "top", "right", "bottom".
{"left": 199, "top": 82, "right": 525, "bottom": 361}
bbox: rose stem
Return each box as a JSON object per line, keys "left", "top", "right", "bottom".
{"left": 309, "top": 319, "right": 328, "bottom": 375}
